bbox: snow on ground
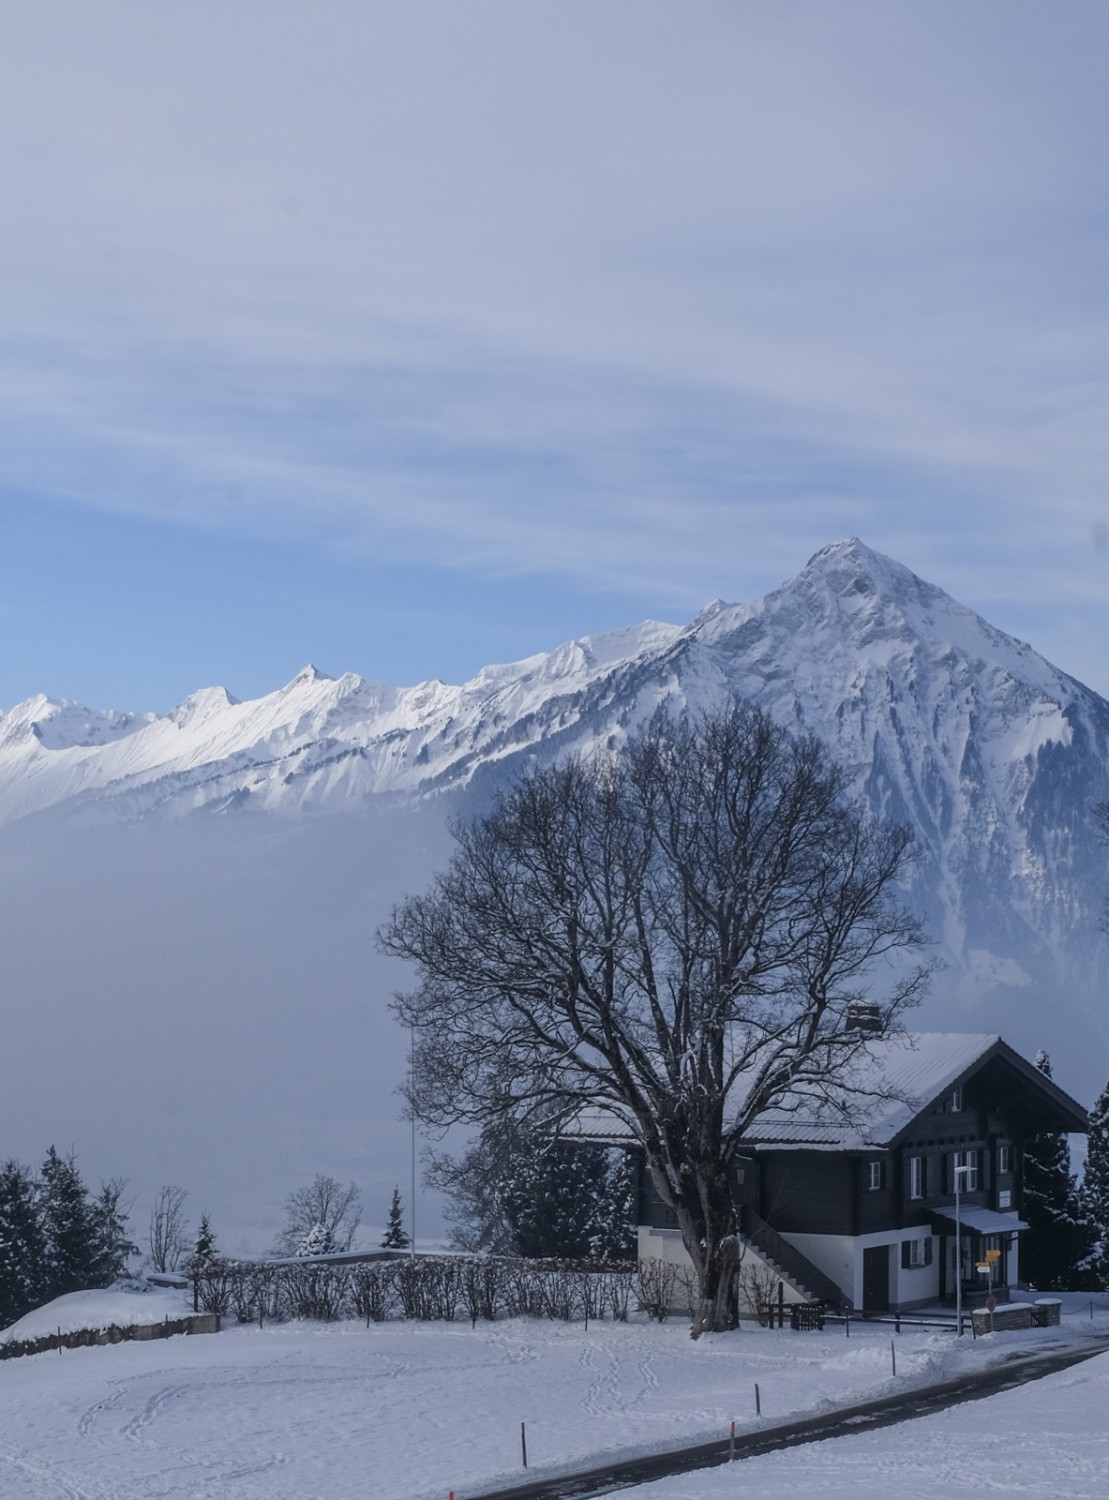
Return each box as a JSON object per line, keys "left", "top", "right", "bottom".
{"left": 0, "top": 1299, "right": 1107, "bottom": 1500}
{"left": 0, "top": 1283, "right": 193, "bottom": 1343}
{"left": 638, "top": 1346, "right": 1109, "bottom": 1500}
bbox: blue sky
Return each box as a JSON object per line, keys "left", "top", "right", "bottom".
{"left": 2, "top": 0, "right": 1109, "bottom": 710}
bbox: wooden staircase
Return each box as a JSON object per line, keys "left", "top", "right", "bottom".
{"left": 738, "top": 1206, "right": 851, "bottom": 1310}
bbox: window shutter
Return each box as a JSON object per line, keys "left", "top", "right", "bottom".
{"left": 924, "top": 1236, "right": 933, "bottom": 1266}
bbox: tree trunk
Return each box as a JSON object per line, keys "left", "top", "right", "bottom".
{"left": 668, "top": 1162, "right": 741, "bottom": 1337}
{"left": 688, "top": 1231, "right": 741, "bottom": 1337}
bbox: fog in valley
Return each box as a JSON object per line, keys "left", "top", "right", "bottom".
{"left": 0, "top": 802, "right": 456, "bottom": 1255}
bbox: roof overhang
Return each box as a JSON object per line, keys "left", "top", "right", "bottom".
{"left": 931, "top": 1205, "right": 1029, "bottom": 1235}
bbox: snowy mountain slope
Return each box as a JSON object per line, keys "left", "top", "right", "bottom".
{"left": 2, "top": 538, "right": 1107, "bottom": 1030}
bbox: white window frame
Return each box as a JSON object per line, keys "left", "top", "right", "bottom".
{"left": 948, "top": 1086, "right": 964, "bottom": 1113}
{"left": 953, "top": 1148, "right": 979, "bottom": 1192}
{"left": 905, "top": 1236, "right": 929, "bottom": 1268}
{"left": 909, "top": 1155, "right": 926, "bottom": 1200}
{"left": 867, "top": 1160, "right": 884, "bottom": 1192}
{"left": 997, "top": 1144, "right": 1012, "bottom": 1175}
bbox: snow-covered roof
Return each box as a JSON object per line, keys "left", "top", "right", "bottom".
{"left": 569, "top": 1032, "right": 1086, "bottom": 1152}
{"left": 744, "top": 1032, "right": 1003, "bottom": 1150}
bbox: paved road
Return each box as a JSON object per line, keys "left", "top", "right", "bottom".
{"left": 468, "top": 1335, "right": 1109, "bottom": 1500}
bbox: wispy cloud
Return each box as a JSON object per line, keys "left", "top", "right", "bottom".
{"left": 1, "top": 2, "right": 1108, "bottom": 688}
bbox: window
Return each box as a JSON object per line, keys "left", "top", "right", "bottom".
{"left": 901, "top": 1237, "right": 933, "bottom": 1269}
{"left": 997, "top": 1144, "right": 1012, "bottom": 1175}
{"left": 946, "top": 1086, "right": 964, "bottom": 1113}
{"left": 909, "top": 1155, "right": 927, "bottom": 1200}
{"left": 952, "top": 1148, "right": 979, "bottom": 1192}
{"left": 867, "top": 1160, "right": 885, "bottom": 1191}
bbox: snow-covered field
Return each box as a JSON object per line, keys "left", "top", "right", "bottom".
{"left": 639, "top": 1344, "right": 1109, "bottom": 1500}
{"left": 2, "top": 1287, "right": 1108, "bottom": 1500}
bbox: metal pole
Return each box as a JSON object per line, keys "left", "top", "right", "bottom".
{"left": 955, "top": 1165, "right": 962, "bottom": 1335}
{"left": 410, "top": 1025, "right": 417, "bottom": 1258}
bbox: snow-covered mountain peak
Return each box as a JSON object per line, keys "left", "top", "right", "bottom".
{"left": 168, "top": 686, "right": 241, "bottom": 729}
{"left": 0, "top": 693, "right": 153, "bottom": 752}
{"left": 692, "top": 598, "right": 728, "bottom": 625}
{"left": 283, "top": 663, "right": 334, "bottom": 691}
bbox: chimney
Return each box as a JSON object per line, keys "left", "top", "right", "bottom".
{"left": 845, "top": 1002, "right": 883, "bottom": 1035}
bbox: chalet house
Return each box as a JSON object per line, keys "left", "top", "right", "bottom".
{"left": 627, "top": 1031, "right": 1087, "bottom": 1313}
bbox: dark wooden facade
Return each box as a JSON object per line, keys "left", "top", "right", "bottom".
{"left": 636, "top": 1038, "right": 1087, "bottom": 1312}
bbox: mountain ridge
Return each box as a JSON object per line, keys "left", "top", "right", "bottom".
{"left": 2, "top": 538, "right": 1107, "bottom": 1040}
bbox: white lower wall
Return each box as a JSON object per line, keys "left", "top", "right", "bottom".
{"left": 638, "top": 1226, "right": 808, "bottom": 1311}
{"left": 784, "top": 1229, "right": 941, "bottom": 1309}
{"left": 781, "top": 1232, "right": 854, "bottom": 1302}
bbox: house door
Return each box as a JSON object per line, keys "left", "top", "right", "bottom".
{"left": 862, "top": 1245, "right": 890, "bottom": 1312}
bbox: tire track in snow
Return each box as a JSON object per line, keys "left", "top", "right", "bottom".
{"left": 0, "top": 1442, "right": 92, "bottom": 1500}
{"left": 121, "top": 1384, "right": 189, "bottom": 1445}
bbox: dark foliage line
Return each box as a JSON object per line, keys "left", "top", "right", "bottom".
{"left": 191, "top": 1253, "right": 658, "bottom": 1327}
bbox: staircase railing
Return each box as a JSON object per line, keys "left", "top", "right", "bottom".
{"left": 738, "top": 1206, "right": 850, "bottom": 1310}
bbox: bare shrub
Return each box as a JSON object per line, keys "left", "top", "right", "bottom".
{"left": 738, "top": 1261, "right": 781, "bottom": 1326}
{"left": 636, "top": 1258, "right": 680, "bottom": 1321}
{"left": 351, "top": 1262, "right": 397, "bottom": 1324}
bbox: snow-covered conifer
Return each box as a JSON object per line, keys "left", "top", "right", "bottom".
{"left": 380, "top": 1187, "right": 410, "bottom": 1250}
{"left": 429, "top": 1121, "right": 636, "bottom": 1261}
{"left": 91, "top": 1178, "right": 138, "bottom": 1284}
{"left": 296, "top": 1221, "right": 334, "bottom": 1257}
{"left": 1082, "top": 1075, "right": 1109, "bottom": 1288}
{"left": 39, "top": 1146, "right": 101, "bottom": 1298}
{"left": 192, "top": 1213, "right": 217, "bottom": 1265}
{"left": 0, "top": 1159, "right": 48, "bottom": 1328}
{"left": 1022, "top": 1052, "right": 1096, "bottom": 1289}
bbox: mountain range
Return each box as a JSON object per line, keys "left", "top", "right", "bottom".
{"left": 4, "top": 538, "right": 1107, "bottom": 991}
{"left": 3, "top": 538, "right": 1105, "bottom": 1247}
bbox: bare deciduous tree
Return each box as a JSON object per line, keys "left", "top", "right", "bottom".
{"left": 274, "top": 1175, "right": 361, "bottom": 1257}
{"left": 380, "top": 702, "right": 933, "bottom": 1336}
{"left": 148, "top": 1185, "right": 190, "bottom": 1273}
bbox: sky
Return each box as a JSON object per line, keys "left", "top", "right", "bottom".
{"left": 2, "top": 1, "right": 1109, "bottom": 711}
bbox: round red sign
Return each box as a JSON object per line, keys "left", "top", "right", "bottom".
{"left": 987, "top": 1295, "right": 997, "bottom": 1312}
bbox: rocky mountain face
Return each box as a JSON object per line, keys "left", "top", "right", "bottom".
{"left": 4, "top": 537, "right": 1107, "bottom": 1064}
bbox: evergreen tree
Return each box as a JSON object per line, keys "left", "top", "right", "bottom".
{"left": 500, "top": 1134, "right": 613, "bottom": 1259}
{"left": 39, "top": 1146, "right": 101, "bottom": 1298}
{"left": 429, "top": 1121, "right": 636, "bottom": 1261}
{"left": 0, "top": 1159, "right": 48, "bottom": 1329}
{"left": 1082, "top": 1075, "right": 1109, "bottom": 1288}
{"left": 192, "top": 1214, "right": 217, "bottom": 1265}
{"left": 1022, "top": 1052, "right": 1096, "bottom": 1290}
{"left": 90, "top": 1178, "right": 139, "bottom": 1284}
{"left": 381, "top": 1187, "right": 410, "bottom": 1250}
{"left": 590, "top": 1152, "right": 638, "bottom": 1263}
{"left": 296, "top": 1220, "right": 334, "bottom": 1257}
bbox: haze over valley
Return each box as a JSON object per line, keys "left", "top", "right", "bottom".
{"left": 4, "top": 540, "right": 1105, "bottom": 1249}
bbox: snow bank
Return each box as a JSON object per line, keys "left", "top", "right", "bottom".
{"left": 0, "top": 1282, "right": 192, "bottom": 1344}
